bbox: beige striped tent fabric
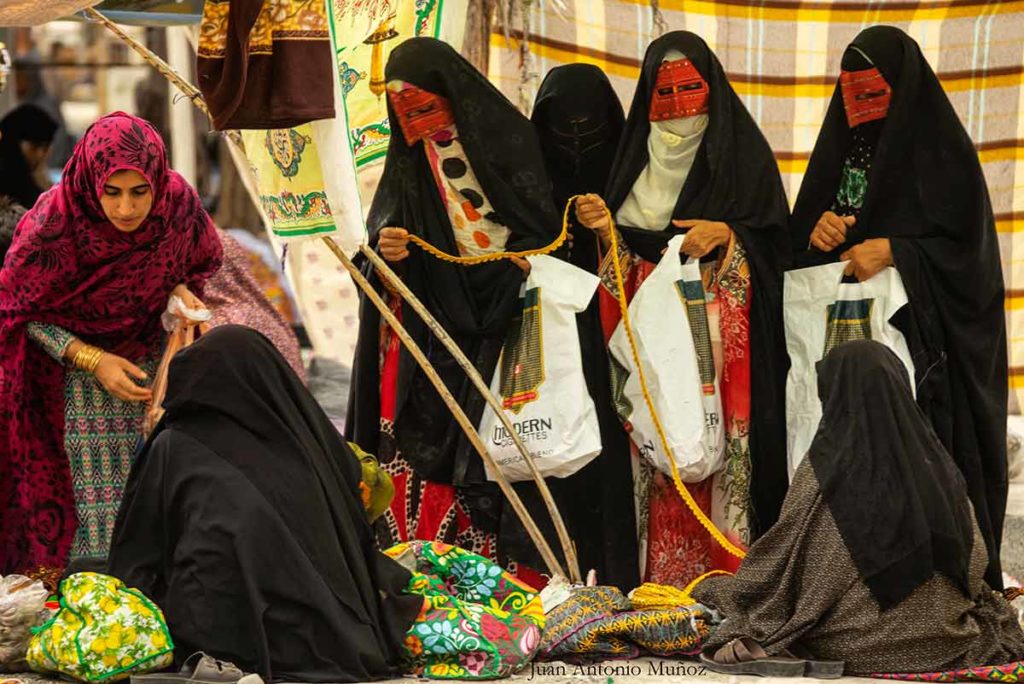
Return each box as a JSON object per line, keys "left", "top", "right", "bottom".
{"left": 489, "top": 0, "right": 1024, "bottom": 411}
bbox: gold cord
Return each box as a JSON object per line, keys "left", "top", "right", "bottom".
{"left": 411, "top": 194, "right": 747, "bottom": 560}
{"left": 630, "top": 570, "right": 732, "bottom": 609}
{"left": 598, "top": 197, "right": 747, "bottom": 560}
{"left": 403, "top": 200, "right": 571, "bottom": 264}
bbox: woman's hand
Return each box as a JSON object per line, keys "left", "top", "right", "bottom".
{"left": 509, "top": 256, "right": 531, "bottom": 277}
{"left": 93, "top": 353, "right": 153, "bottom": 403}
{"left": 171, "top": 284, "right": 206, "bottom": 315}
{"left": 840, "top": 238, "right": 893, "bottom": 281}
{"left": 672, "top": 219, "right": 732, "bottom": 258}
{"left": 810, "top": 211, "right": 855, "bottom": 252}
{"left": 575, "top": 194, "right": 613, "bottom": 246}
{"left": 379, "top": 227, "right": 412, "bottom": 262}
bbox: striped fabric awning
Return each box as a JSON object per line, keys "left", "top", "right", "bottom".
{"left": 490, "top": 0, "right": 1024, "bottom": 410}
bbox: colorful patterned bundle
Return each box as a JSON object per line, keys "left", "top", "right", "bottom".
{"left": 539, "top": 585, "right": 716, "bottom": 662}
{"left": 26, "top": 573, "right": 173, "bottom": 682}
{"left": 386, "top": 541, "right": 544, "bottom": 680}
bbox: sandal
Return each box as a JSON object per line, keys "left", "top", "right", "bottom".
{"left": 131, "top": 653, "right": 262, "bottom": 684}
{"left": 700, "top": 637, "right": 807, "bottom": 677}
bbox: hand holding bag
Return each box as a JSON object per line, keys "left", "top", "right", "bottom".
{"left": 607, "top": 234, "right": 726, "bottom": 482}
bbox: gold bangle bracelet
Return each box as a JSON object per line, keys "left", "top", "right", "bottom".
{"left": 73, "top": 345, "right": 104, "bottom": 373}
{"left": 85, "top": 349, "right": 104, "bottom": 373}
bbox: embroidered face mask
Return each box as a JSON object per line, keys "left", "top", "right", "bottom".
{"left": 649, "top": 58, "right": 710, "bottom": 122}
{"left": 388, "top": 81, "right": 455, "bottom": 145}
{"left": 840, "top": 67, "right": 892, "bottom": 128}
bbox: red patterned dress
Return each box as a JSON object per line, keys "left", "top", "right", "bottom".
{"left": 598, "top": 232, "right": 752, "bottom": 588}
{"left": 372, "top": 121, "right": 516, "bottom": 571}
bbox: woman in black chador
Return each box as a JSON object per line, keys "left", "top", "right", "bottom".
{"left": 790, "top": 26, "right": 1008, "bottom": 588}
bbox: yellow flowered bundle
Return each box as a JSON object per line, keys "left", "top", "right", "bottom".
{"left": 26, "top": 573, "right": 173, "bottom": 682}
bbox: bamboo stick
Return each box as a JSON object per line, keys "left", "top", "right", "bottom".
{"left": 322, "top": 238, "right": 566, "bottom": 578}
{"left": 360, "top": 245, "right": 582, "bottom": 581}
{"left": 86, "top": 6, "right": 576, "bottom": 580}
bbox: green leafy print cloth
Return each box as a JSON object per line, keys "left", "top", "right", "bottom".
{"left": 385, "top": 541, "right": 545, "bottom": 679}
{"left": 27, "top": 572, "right": 173, "bottom": 682}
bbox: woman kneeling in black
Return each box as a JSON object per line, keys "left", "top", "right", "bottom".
{"left": 108, "top": 325, "right": 420, "bottom": 682}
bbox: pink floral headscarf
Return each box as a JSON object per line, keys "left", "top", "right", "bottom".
{"left": 0, "top": 112, "right": 222, "bottom": 572}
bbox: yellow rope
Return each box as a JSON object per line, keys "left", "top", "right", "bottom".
{"left": 404, "top": 198, "right": 571, "bottom": 264}
{"left": 596, "top": 197, "right": 747, "bottom": 560}
{"left": 411, "top": 194, "right": 746, "bottom": 559}
{"left": 683, "top": 569, "right": 732, "bottom": 595}
{"left": 630, "top": 571, "right": 732, "bottom": 610}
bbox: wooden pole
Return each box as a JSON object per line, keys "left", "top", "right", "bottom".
{"left": 321, "top": 238, "right": 566, "bottom": 578}
{"left": 86, "top": 7, "right": 577, "bottom": 581}
{"left": 360, "top": 245, "right": 581, "bottom": 580}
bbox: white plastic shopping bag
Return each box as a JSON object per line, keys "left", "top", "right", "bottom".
{"left": 784, "top": 261, "right": 915, "bottom": 477}
{"left": 481, "top": 255, "right": 603, "bottom": 482}
{"left": 607, "top": 234, "right": 726, "bottom": 482}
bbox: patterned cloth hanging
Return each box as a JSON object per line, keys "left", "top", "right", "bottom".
{"left": 197, "top": 0, "right": 335, "bottom": 130}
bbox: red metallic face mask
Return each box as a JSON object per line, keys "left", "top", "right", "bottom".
{"left": 388, "top": 82, "right": 455, "bottom": 145}
{"left": 649, "top": 58, "right": 710, "bottom": 122}
{"left": 840, "top": 67, "right": 892, "bottom": 128}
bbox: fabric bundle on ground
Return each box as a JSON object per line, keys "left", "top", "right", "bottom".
{"left": 538, "top": 586, "right": 715, "bottom": 662}
{"left": 386, "top": 541, "right": 544, "bottom": 680}
{"left": 26, "top": 572, "right": 173, "bottom": 682}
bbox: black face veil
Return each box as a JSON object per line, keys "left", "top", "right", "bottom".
{"left": 532, "top": 63, "right": 625, "bottom": 215}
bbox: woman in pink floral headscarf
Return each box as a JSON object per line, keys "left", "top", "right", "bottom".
{"left": 0, "top": 112, "right": 222, "bottom": 573}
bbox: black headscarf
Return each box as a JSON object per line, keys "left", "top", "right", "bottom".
{"left": 532, "top": 63, "right": 624, "bottom": 274}
{"left": 511, "top": 64, "right": 638, "bottom": 589}
{"left": 110, "top": 326, "right": 419, "bottom": 682}
{"left": 0, "top": 103, "right": 57, "bottom": 209}
{"left": 810, "top": 340, "right": 974, "bottom": 610}
{"left": 347, "top": 38, "right": 561, "bottom": 521}
{"left": 604, "top": 31, "right": 792, "bottom": 534}
{"left": 532, "top": 64, "right": 623, "bottom": 211}
{"left": 790, "top": 26, "right": 1007, "bottom": 587}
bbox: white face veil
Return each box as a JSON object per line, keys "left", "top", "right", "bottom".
{"left": 615, "top": 49, "right": 709, "bottom": 232}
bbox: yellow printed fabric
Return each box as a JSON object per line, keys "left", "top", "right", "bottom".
{"left": 327, "top": 0, "right": 467, "bottom": 172}
{"left": 243, "top": 126, "right": 337, "bottom": 241}
{"left": 489, "top": 1, "right": 1024, "bottom": 411}
{"left": 27, "top": 572, "right": 173, "bottom": 682}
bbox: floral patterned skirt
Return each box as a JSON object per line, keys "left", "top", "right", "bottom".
{"left": 386, "top": 541, "right": 544, "bottom": 680}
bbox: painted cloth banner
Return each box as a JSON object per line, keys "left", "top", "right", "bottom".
{"left": 200, "top": 0, "right": 363, "bottom": 251}
{"left": 259, "top": 0, "right": 466, "bottom": 366}
{"left": 243, "top": 125, "right": 336, "bottom": 240}
{"left": 236, "top": 0, "right": 465, "bottom": 365}
{"left": 328, "top": 0, "right": 467, "bottom": 173}
{"left": 489, "top": 0, "right": 1024, "bottom": 411}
